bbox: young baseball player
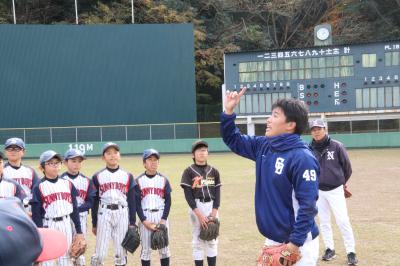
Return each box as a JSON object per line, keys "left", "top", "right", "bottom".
{"left": 3, "top": 137, "right": 40, "bottom": 210}
{"left": 0, "top": 151, "right": 27, "bottom": 201}
{"left": 30, "top": 150, "right": 84, "bottom": 266}
{"left": 221, "top": 89, "right": 320, "bottom": 266}
{"left": 180, "top": 140, "right": 221, "bottom": 266}
{"left": 135, "top": 149, "right": 172, "bottom": 266}
{"left": 309, "top": 119, "right": 358, "bottom": 265}
{"left": 90, "top": 142, "right": 137, "bottom": 266}
{"left": 61, "top": 148, "right": 96, "bottom": 266}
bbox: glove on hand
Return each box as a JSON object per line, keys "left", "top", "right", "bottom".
{"left": 256, "top": 244, "right": 301, "bottom": 266}
{"left": 199, "top": 216, "right": 220, "bottom": 241}
{"left": 151, "top": 224, "right": 169, "bottom": 250}
{"left": 121, "top": 225, "right": 141, "bottom": 253}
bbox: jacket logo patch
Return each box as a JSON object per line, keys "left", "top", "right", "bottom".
{"left": 327, "top": 151, "right": 335, "bottom": 160}
{"left": 275, "top": 157, "right": 285, "bottom": 175}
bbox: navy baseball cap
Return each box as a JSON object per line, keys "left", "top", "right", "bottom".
{"left": 4, "top": 137, "right": 25, "bottom": 149}
{"left": 0, "top": 197, "right": 68, "bottom": 265}
{"left": 39, "top": 150, "right": 63, "bottom": 165}
{"left": 102, "top": 142, "right": 120, "bottom": 155}
{"left": 309, "top": 119, "right": 326, "bottom": 129}
{"left": 191, "top": 140, "right": 208, "bottom": 153}
{"left": 64, "top": 148, "right": 86, "bottom": 160}
{"left": 142, "top": 149, "right": 160, "bottom": 161}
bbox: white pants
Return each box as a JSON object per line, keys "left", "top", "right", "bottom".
{"left": 71, "top": 213, "right": 88, "bottom": 266}
{"left": 90, "top": 205, "right": 129, "bottom": 266}
{"left": 264, "top": 236, "right": 319, "bottom": 266}
{"left": 43, "top": 215, "right": 73, "bottom": 266}
{"left": 189, "top": 199, "right": 218, "bottom": 261}
{"left": 139, "top": 209, "right": 170, "bottom": 261}
{"left": 317, "top": 185, "right": 356, "bottom": 253}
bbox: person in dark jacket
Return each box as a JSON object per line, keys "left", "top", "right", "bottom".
{"left": 309, "top": 119, "right": 358, "bottom": 266}
{"left": 221, "top": 88, "right": 320, "bottom": 266}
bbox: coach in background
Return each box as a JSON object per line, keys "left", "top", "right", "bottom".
{"left": 309, "top": 119, "right": 358, "bottom": 266}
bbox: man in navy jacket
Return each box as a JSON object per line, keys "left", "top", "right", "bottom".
{"left": 309, "top": 119, "right": 358, "bottom": 265}
{"left": 221, "top": 88, "right": 320, "bottom": 265}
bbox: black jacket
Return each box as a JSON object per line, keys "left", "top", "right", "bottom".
{"left": 310, "top": 137, "right": 352, "bottom": 191}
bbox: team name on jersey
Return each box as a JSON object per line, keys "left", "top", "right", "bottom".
{"left": 43, "top": 192, "right": 72, "bottom": 209}
{"left": 99, "top": 181, "right": 127, "bottom": 194}
{"left": 13, "top": 177, "right": 32, "bottom": 188}
{"left": 141, "top": 187, "right": 165, "bottom": 198}
{"left": 77, "top": 189, "right": 87, "bottom": 200}
{"left": 39, "top": 179, "right": 73, "bottom": 216}
{"left": 192, "top": 176, "right": 215, "bottom": 188}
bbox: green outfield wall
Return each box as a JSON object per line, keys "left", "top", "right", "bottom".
{"left": 0, "top": 24, "right": 196, "bottom": 128}
{"left": 21, "top": 132, "right": 400, "bottom": 158}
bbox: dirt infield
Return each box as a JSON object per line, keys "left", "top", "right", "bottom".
{"left": 26, "top": 148, "right": 400, "bottom": 265}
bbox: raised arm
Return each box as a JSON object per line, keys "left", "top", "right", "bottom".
{"left": 221, "top": 88, "right": 265, "bottom": 161}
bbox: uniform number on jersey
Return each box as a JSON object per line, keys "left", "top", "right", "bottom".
{"left": 302, "top": 169, "right": 317, "bottom": 181}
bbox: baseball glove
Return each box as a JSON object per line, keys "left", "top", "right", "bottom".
{"left": 151, "top": 224, "right": 169, "bottom": 250}
{"left": 256, "top": 244, "right": 301, "bottom": 266}
{"left": 344, "top": 185, "right": 352, "bottom": 198}
{"left": 199, "top": 216, "right": 220, "bottom": 241}
{"left": 121, "top": 226, "right": 141, "bottom": 253}
{"left": 70, "top": 234, "right": 87, "bottom": 259}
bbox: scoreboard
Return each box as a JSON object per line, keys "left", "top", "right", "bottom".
{"left": 224, "top": 40, "right": 400, "bottom": 115}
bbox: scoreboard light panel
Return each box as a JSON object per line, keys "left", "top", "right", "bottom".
{"left": 224, "top": 40, "right": 400, "bottom": 115}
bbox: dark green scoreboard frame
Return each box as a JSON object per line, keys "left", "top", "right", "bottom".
{"left": 0, "top": 24, "right": 196, "bottom": 128}
{"left": 224, "top": 40, "right": 400, "bottom": 114}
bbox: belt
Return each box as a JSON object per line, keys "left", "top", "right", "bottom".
{"left": 199, "top": 198, "right": 212, "bottom": 203}
{"left": 45, "top": 215, "right": 69, "bottom": 222}
{"left": 102, "top": 204, "right": 124, "bottom": 210}
{"left": 143, "top": 208, "right": 160, "bottom": 212}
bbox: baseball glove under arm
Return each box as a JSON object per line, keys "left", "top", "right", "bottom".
{"left": 199, "top": 216, "right": 220, "bottom": 241}
{"left": 70, "top": 233, "right": 87, "bottom": 259}
{"left": 256, "top": 244, "right": 301, "bottom": 266}
{"left": 121, "top": 226, "right": 141, "bottom": 253}
{"left": 151, "top": 224, "right": 169, "bottom": 250}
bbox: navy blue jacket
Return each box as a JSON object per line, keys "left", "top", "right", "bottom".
{"left": 310, "top": 137, "right": 352, "bottom": 191}
{"left": 221, "top": 112, "right": 319, "bottom": 246}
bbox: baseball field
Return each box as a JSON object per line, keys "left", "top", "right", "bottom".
{"left": 26, "top": 148, "right": 400, "bottom": 265}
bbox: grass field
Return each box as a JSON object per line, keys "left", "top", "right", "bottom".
{"left": 25, "top": 148, "right": 400, "bottom": 265}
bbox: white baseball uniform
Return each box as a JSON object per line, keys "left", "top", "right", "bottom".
{"left": 90, "top": 167, "right": 136, "bottom": 266}
{"left": 0, "top": 176, "right": 26, "bottom": 201}
{"left": 30, "top": 176, "right": 83, "bottom": 266}
{"left": 136, "top": 172, "right": 172, "bottom": 261}
{"left": 62, "top": 172, "right": 96, "bottom": 266}
{"left": 3, "top": 162, "right": 40, "bottom": 210}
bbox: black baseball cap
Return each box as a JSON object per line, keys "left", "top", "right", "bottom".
{"left": 0, "top": 198, "right": 68, "bottom": 265}
{"left": 191, "top": 140, "right": 208, "bottom": 153}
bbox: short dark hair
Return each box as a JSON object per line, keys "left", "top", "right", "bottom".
{"left": 271, "top": 98, "right": 309, "bottom": 135}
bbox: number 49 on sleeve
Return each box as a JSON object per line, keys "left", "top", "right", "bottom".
{"left": 302, "top": 169, "right": 317, "bottom": 181}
